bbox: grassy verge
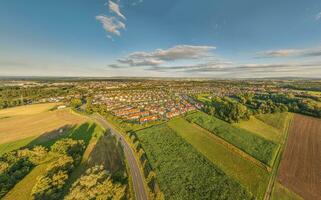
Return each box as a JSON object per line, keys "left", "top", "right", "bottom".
{"left": 168, "top": 118, "right": 269, "bottom": 199}
{"left": 271, "top": 182, "right": 302, "bottom": 200}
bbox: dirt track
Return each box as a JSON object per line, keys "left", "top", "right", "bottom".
{"left": 278, "top": 114, "right": 321, "bottom": 200}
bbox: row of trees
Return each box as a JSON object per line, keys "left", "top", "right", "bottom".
{"left": 31, "top": 139, "right": 85, "bottom": 200}
{"left": 64, "top": 165, "right": 126, "bottom": 200}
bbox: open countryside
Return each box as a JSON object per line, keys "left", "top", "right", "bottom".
{"left": 1, "top": 0, "right": 321, "bottom": 199}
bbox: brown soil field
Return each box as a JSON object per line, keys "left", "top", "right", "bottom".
{"left": 0, "top": 109, "right": 87, "bottom": 144}
{"left": 278, "top": 114, "right": 321, "bottom": 200}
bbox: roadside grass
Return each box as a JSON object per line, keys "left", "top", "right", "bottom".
{"left": 0, "top": 103, "right": 59, "bottom": 118}
{"left": 185, "top": 111, "right": 279, "bottom": 167}
{"left": 271, "top": 182, "right": 303, "bottom": 200}
{"left": 168, "top": 118, "right": 269, "bottom": 200}
{"left": 136, "top": 124, "right": 252, "bottom": 200}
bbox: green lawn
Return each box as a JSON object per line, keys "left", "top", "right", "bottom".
{"left": 271, "top": 182, "right": 302, "bottom": 200}
{"left": 136, "top": 124, "right": 252, "bottom": 200}
{"left": 168, "top": 118, "right": 270, "bottom": 200}
{"left": 185, "top": 111, "right": 279, "bottom": 166}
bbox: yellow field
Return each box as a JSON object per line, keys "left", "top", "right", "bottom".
{"left": 0, "top": 103, "right": 60, "bottom": 118}
{"left": 0, "top": 108, "right": 87, "bottom": 145}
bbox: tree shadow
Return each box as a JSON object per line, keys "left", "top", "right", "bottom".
{"left": 27, "top": 122, "right": 96, "bottom": 149}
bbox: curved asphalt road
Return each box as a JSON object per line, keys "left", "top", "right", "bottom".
{"left": 92, "top": 113, "right": 148, "bottom": 200}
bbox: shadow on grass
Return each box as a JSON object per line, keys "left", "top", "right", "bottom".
{"left": 27, "top": 123, "right": 97, "bottom": 149}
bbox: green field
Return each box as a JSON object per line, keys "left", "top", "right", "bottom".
{"left": 185, "top": 111, "right": 279, "bottom": 166}
{"left": 136, "top": 124, "right": 252, "bottom": 200}
{"left": 271, "top": 182, "right": 302, "bottom": 200}
{"left": 255, "top": 112, "right": 293, "bottom": 133}
{"left": 168, "top": 118, "right": 270, "bottom": 199}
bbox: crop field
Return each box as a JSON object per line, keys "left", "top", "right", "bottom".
{"left": 236, "top": 113, "right": 293, "bottom": 143}
{"left": 136, "top": 124, "right": 252, "bottom": 200}
{"left": 167, "top": 118, "right": 270, "bottom": 199}
{"left": 0, "top": 103, "right": 59, "bottom": 118}
{"left": 185, "top": 111, "right": 279, "bottom": 166}
{"left": 0, "top": 108, "right": 87, "bottom": 149}
{"left": 277, "top": 114, "right": 321, "bottom": 200}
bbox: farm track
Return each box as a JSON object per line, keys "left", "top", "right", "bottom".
{"left": 277, "top": 114, "right": 321, "bottom": 200}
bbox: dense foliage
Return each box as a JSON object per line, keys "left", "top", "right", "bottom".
{"left": 201, "top": 96, "right": 251, "bottom": 123}
{"left": 31, "top": 139, "right": 85, "bottom": 200}
{"left": 136, "top": 124, "right": 252, "bottom": 200}
{"left": 0, "top": 146, "right": 48, "bottom": 198}
{"left": 185, "top": 112, "right": 278, "bottom": 166}
{"left": 65, "top": 165, "right": 126, "bottom": 200}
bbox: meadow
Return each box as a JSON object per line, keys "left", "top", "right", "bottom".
{"left": 185, "top": 111, "right": 279, "bottom": 166}
{"left": 136, "top": 124, "right": 252, "bottom": 200}
{"left": 0, "top": 103, "right": 59, "bottom": 118}
{"left": 236, "top": 112, "right": 293, "bottom": 143}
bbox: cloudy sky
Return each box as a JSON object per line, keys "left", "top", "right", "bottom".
{"left": 0, "top": 0, "right": 321, "bottom": 78}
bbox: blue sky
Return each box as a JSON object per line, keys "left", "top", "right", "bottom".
{"left": 0, "top": 0, "right": 321, "bottom": 78}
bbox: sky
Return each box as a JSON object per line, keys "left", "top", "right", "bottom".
{"left": 0, "top": 0, "right": 321, "bottom": 78}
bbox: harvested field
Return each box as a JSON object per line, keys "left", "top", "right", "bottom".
{"left": 0, "top": 103, "right": 59, "bottom": 118}
{"left": 0, "top": 109, "right": 87, "bottom": 145}
{"left": 278, "top": 114, "right": 321, "bottom": 200}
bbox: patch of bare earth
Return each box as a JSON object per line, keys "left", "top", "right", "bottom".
{"left": 278, "top": 114, "right": 321, "bottom": 200}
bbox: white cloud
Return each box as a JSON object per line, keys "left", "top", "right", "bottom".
{"left": 257, "top": 46, "right": 321, "bottom": 58}
{"left": 108, "top": 45, "right": 218, "bottom": 69}
{"left": 96, "top": 15, "right": 125, "bottom": 36}
{"left": 109, "top": 0, "right": 126, "bottom": 20}
{"left": 316, "top": 12, "right": 321, "bottom": 21}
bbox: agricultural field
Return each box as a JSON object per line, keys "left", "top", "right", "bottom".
{"left": 236, "top": 112, "right": 293, "bottom": 143}
{"left": 0, "top": 103, "right": 59, "bottom": 118}
{"left": 271, "top": 182, "right": 303, "bottom": 200}
{"left": 277, "top": 114, "right": 321, "bottom": 200}
{"left": 0, "top": 105, "right": 87, "bottom": 154}
{"left": 136, "top": 123, "right": 252, "bottom": 200}
{"left": 185, "top": 111, "right": 279, "bottom": 166}
{"left": 167, "top": 118, "right": 269, "bottom": 199}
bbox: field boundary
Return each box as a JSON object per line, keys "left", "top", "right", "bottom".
{"left": 189, "top": 122, "right": 271, "bottom": 172}
{"left": 263, "top": 113, "right": 294, "bottom": 200}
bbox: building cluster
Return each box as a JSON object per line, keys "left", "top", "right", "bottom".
{"left": 93, "top": 89, "right": 196, "bottom": 123}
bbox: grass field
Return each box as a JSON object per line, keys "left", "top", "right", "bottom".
{"left": 185, "top": 111, "right": 279, "bottom": 166}
{"left": 136, "top": 124, "right": 252, "bottom": 200}
{"left": 0, "top": 107, "right": 87, "bottom": 149}
{"left": 236, "top": 113, "right": 293, "bottom": 143}
{"left": 0, "top": 103, "right": 59, "bottom": 118}
{"left": 271, "top": 182, "right": 302, "bottom": 200}
{"left": 167, "top": 118, "right": 270, "bottom": 199}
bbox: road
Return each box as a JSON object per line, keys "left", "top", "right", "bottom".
{"left": 91, "top": 114, "right": 149, "bottom": 200}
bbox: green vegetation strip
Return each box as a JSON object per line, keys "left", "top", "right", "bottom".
{"left": 167, "top": 118, "right": 270, "bottom": 200}
{"left": 185, "top": 111, "right": 278, "bottom": 166}
{"left": 136, "top": 124, "right": 252, "bottom": 200}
